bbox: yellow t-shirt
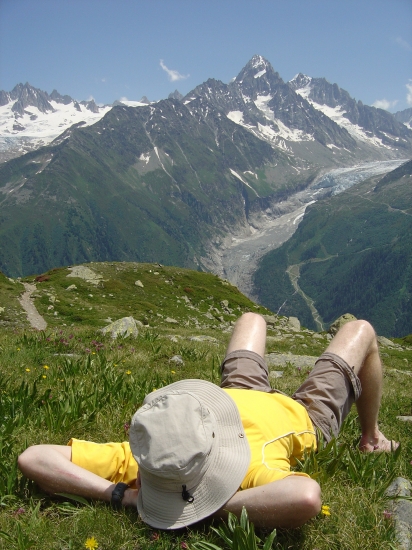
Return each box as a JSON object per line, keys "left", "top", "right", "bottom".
{"left": 68, "top": 439, "right": 138, "bottom": 486}
{"left": 69, "top": 390, "right": 316, "bottom": 487}
{"left": 223, "top": 389, "right": 316, "bottom": 488}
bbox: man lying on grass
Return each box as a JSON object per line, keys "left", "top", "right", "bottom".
{"left": 18, "top": 313, "right": 398, "bottom": 530}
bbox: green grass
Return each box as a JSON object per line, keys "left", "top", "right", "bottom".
{"left": 0, "top": 262, "right": 411, "bottom": 549}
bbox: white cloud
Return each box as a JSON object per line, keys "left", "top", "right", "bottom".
{"left": 372, "top": 98, "right": 398, "bottom": 110}
{"left": 120, "top": 96, "right": 128, "bottom": 102}
{"left": 407, "top": 81, "right": 412, "bottom": 106}
{"left": 160, "top": 60, "right": 189, "bottom": 82}
{"left": 396, "top": 36, "right": 412, "bottom": 51}
{"left": 86, "top": 95, "right": 95, "bottom": 102}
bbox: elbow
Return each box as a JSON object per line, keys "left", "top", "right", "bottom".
{"left": 296, "top": 481, "right": 322, "bottom": 526}
{"left": 17, "top": 445, "right": 40, "bottom": 478}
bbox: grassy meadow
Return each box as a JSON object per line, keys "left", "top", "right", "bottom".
{"left": 0, "top": 262, "right": 411, "bottom": 549}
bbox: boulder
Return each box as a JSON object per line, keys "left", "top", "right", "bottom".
{"left": 135, "top": 280, "right": 144, "bottom": 288}
{"left": 262, "top": 315, "right": 278, "bottom": 326}
{"left": 328, "top": 313, "right": 357, "bottom": 336}
{"left": 288, "top": 317, "right": 301, "bottom": 331}
{"left": 269, "top": 371, "right": 284, "bottom": 380}
{"left": 378, "top": 336, "right": 402, "bottom": 349}
{"left": 100, "top": 316, "right": 141, "bottom": 338}
{"left": 188, "top": 335, "right": 218, "bottom": 343}
{"left": 67, "top": 266, "right": 103, "bottom": 286}
{"left": 265, "top": 352, "right": 317, "bottom": 369}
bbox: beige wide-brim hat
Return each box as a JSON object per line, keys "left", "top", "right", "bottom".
{"left": 129, "top": 379, "right": 250, "bottom": 530}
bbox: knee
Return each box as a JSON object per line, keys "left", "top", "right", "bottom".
{"left": 339, "top": 320, "right": 377, "bottom": 343}
{"left": 238, "top": 312, "right": 266, "bottom": 326}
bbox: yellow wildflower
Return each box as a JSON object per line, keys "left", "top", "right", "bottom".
{"left": 126, "top": 370, "right": 131, "bottom": 375}
{"left": 321, "top": 505, "right": 331, "bottom": 516}
{"left": 84, "top": 537, "right": 99, "bottom": 550}
{"left": 43, "top": 365, "right": 49, "bottom": 370}
{"left": 25, "top": 368, "right": 30, "bottom": 372}
{"left": 42, "top": 375, "right": 47, "bottom": 379}
{"left": 17, "top": 348, "right": 21, "bottom": 351}
{"left": 171, "top": 370, "right": 176, "bottom": 374}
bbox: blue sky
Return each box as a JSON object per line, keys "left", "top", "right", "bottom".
{"left": 0, "top": 0, "right": 411, "bottom": 112}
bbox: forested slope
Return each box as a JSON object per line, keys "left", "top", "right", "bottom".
{"left": 253, "top": 159, "right": 412, "bottom": 337}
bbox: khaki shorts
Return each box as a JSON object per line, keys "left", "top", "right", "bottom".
{"left": 220, "top": 350, "right": 362, "bottom": 443}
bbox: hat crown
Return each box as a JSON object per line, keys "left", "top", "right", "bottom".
{"left": 133, "top": 392, "right": 214, "bottom": 482}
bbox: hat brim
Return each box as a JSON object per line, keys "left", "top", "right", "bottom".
{"left": 131, "top": 379, "right": 250, "bottom": 529}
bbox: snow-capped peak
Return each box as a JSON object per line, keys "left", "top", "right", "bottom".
{"left": 289, "top": 73, "right": 312, "bottom": 90}
{"left": 251, "top": 55, "right": 268, "bottom": 69}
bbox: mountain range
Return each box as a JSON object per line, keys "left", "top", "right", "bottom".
{"left": 2, "top": 55, "right": 411, "bottom": 165}
{"left": 0, "top": 55, "right": 411, "bottom": 336}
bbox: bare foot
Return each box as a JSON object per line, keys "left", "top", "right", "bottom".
{"left": 359, "top": 431, "right": 399, "bottom": 452}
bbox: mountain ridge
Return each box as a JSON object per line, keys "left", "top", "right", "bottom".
{"left": 2, "top": 55, "right": 412, "bottom": 164}
{"left": 1, "top": 55, "right": 411, "bottom": 283}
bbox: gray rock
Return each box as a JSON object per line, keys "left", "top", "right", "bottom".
{"left": 66, "top": 284, "right": 77, "bottom": 291}
{"left": 135, "top": 280, "right": 144, "bottom": 287}
{"left": 67, "top": 266, "right": 103, "bottom": 285}
{"left": 329, "top": 313, "right": 357, "bottom": 335}
{"left": 397, "top": 416, "right": 412, "bottom": 422}
{"left": 165, "top": 317, "right": 178, "bottom": 324}
{"left": 262, "top": 315, "right": 278, "bottom": 326}
{"left": 269, "top": 371, "right": 284, "bottom": 379}
{"left": 266, "top": 352, "right": 317, "bottom": 369}
{"left": 385, "top": 477, "right": 412, "bottom": 549}
{"left": 170, "top": 355, "right": 184, "bottom": 365}
{"left": 288, "top": 317, "right": 301, "bottom": 331}
{"left": 204, "top": 312, "right": 215, "bottom": 320}
{"left": 378, "top": 335, "right": 402, "bottom": 349}
{"left": 100, "top": 316, "right": 141, "bottom": 338}
{"left": 221, "top": 300, "right": 229, "bottom": 308}
{"left": 188, "top": 335, "right": 218, "bottom": 343}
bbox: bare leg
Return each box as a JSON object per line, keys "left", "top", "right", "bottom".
{"left": 226, "top": 312, "right": 267, "bottom": 357}
{"left": 325, "top": 320, "right": 398, "bottom": 452}
{"left": 17, "top": 445, "right": 138, "bottom": 506}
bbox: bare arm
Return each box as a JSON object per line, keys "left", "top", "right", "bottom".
{"left": 17, "top": 445, "right": 138, "bottom": 507}
{"left": 215, "top": 476, "right": 321, "bottom": 530}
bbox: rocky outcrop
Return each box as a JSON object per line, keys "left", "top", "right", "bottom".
{"left": 385, "top": 478, "right": 412, "bottom": 550}
{"left": 100, "top": 316, "right": 142, "bottom": 338}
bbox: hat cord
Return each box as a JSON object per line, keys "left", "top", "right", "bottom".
{"left": 181, "top": 485, "right": 194, "bottom": 503}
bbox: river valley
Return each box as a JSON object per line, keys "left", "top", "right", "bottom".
{"left": 217, "top": 159, "right": 407, "bottom": 300}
